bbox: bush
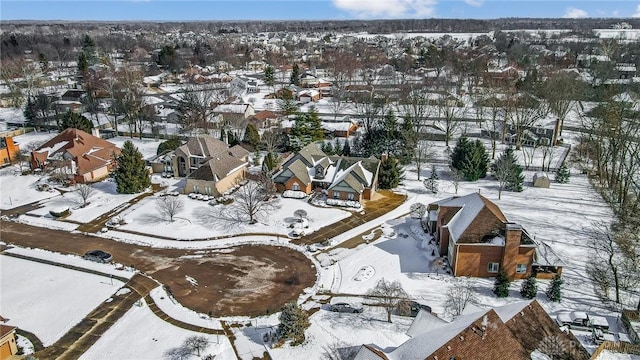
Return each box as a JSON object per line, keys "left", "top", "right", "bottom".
{"left": 493, "top": 270, "right": 510, "bottom": 298}
{"left": 156, "top": 138, "right": 182, "bottom": 155}
{"left": 520, "top": 276, "right": 538, "bottom": 299}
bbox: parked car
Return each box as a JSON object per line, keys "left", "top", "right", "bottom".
{"left": 556, "top": 311, "right": 610, "bottom": 332}
{"left": 329, "top": 302, "right": 363, "bottom": 313}
{"left": 591, "top": 328, "right": 616, "bottom": 344}
{"left": 83, "top": 250, "right": 113, "bottom": 263}
{"left": 398, "top": 300, "right": 432, "bottom": 317}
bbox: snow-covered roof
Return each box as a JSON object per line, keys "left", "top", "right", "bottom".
{"left": 493, "top": 300, "right": 532, "bottom": 322}
{"left": 437, "top": 193, "right": 488, "bottom": 242}
{"left": 405, "top": 309, "right": 448, "bottom": 338}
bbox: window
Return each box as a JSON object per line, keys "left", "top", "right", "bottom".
{"left": 193, "top": 185, "right": 199, "bottom": 193}
{"left": 292, "top": 183, "right": 300, "bottom": 191}
{"left": 205, "top": 187, "right": 211, "bottom": 195}
{"left": 516, "top": 264, "right": 527, "bottom": 274}
{"left": 347, "top": 193, "right": 355, "bottom": 200}
{"left": 487, "top": 262, "right": 499, "bottom": 273}
{"left": 333, "top": 191, "right": 341, "bottom": 199}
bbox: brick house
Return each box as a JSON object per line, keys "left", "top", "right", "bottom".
{"left": 30, "top": 128, "right": 120, "bottom": 183}
{"left": 0, "top": 136, "right": 19, "bottom": 166}
{"left": 272, "top": 143, "right": 380, "bottom": 203}
{"left": 354, "top": 300, "right": 589, "bottom": 360}
{"left": 426, "top": 193, "right": 560, "bottom": 280}
{"left": 0, "top": 325, "right": 18, "bottom": 359}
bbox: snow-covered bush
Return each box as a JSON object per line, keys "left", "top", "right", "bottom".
{"left": 282, "top": 190, "right": 307, "bottom": 199}
{"left": 326, "top": 198, "right": 362, "bottom": 209}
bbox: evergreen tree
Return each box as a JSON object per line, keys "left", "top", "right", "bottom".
{"left": 555, "top": 163, "right": 570, "bottom": 184}
{"left": 114, "top": 141, "right": 151, "bottom": 194}
{"left": 379, "top": 156, "right": 403, "bottom": 189}
{"left": 253, "top": 148, "right": 261, "bottom": 166}
{"left": 493, "top": 270, "right": 510, "bottom": 298}
{"left": 156, "top": 138, "right": 182, "bottom": 155}
{"left": 342, "top": 139, "right": 351, "bottom": 156}
{"left": 306, "top": 106, "right": 324, "bottom": 142}
{"left": 263, "top": 152, "right": 280, "bottom": 173}
{"left": 400, "top": 116, "right": 418, "bottom": 164}
{"left": 423, "top": 164, "right": 439, "bottom": 194}
{"left": 520, "top": 276, "right": 538, "bottom": 299}
{"left": 290, "top": 106, "right": 324, "bottom": 151}
{"left": 58, "top": 111, "right": 93, "bottom": 133}
{"left": 277, "top": 302, "right": 309, "bottom": 346}
{"left": 332, "top": 138, "right": 341, "bottom": 156}
{"left": 243, "top": 123, "right": 260, "bottom": 147}
{"left": 324, "top": 141, "right": 334, "bottom": 155}
{"left": 77, "top": 52, "right": 89, "bottom": 73}
{"left": 546, "top": 274, "right": 564, "bottom": 302}
{"left": 23, "top": 97, "right": 37, "bottom": 126}
{"left": 264, "top": 65, "right": 275, "bottom": 87}
{"left": 82, "top": 34, "right": 96, "bottom": 62}
{"left": 492, "top": 147, "right": 524, "bottom": 198}
{"left": 290, "top": 63, "right": 300, "bottom": 86}
{"left": 450, "top": 136, "right": 489, "bottom": 181}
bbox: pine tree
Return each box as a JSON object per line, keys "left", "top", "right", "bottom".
{"left": 263, "top": 152, "right": 280, "bottom": 173}
{"left": 450, "top": 136, "right": 489, "bottom": 181}
{"left": 264, "top": 65, "right": 275, "bottom": 87}
{"left": 277, "top": 302, "right": 309, "bottom": 346}
{"left": 520, "top": 276, "right": 538, "bottom": 299}
{"left": 114, "top": 141, "right": 151, "bottom": 194}
{"left": 307, "top": 106, "right": 324, "bottom": 142}
{"left": 290, "top": 63, "right": 300, "bottom": 86}
{"left": 342, "top": 139, "right": 351, "bottom": 156}
{"left": 243, "top": 123, "right": 260, "bottom": 147}
{"left": 379, "top": 156, "right": 403, "bottom": 189}
{"left": 423, "top": 164, "right": 439, "bottom": 194}
{"left": 555, "top": 163, "right": 570, "bottom": 184}
{"left": 58, "top": 111, "right": 93, "bottom": 133}
{"left": 253, "top": 148, "right": 261, "bottom": 166}
{"left": 78, "top": 52, "right": 89, "bottom": 73}
{"left": 324, "top": 141, "right": 334, "bottom": 155}
{"left": 546, "top": 274, "right": 564, "bottom": 302}
{"left": 493, "top": 270, "right": 510, "bottom": 298}
{"left": 334, "top": 138, "right": 342, "bottom": 155}
{"left": 492, "top": 147, "right": 524, "bottom": 199}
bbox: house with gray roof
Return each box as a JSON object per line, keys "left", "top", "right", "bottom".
{"left": 169, "top": 134, "right": 249, "bottom": 196}
{"left": 272, "top": 143, "right": 380, "bottom": 203}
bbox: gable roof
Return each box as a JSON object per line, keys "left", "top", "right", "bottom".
{"left": 373, "top": 300, "right": 589, "bottom": 360}
{"left": 33, "top": 128, "right": 120, "bottom": 175}
{"left": 228, "top": 144, "right": 250, "bottom": 159}
{"left": 187, "top": 152, "right": 246, "bottom": 182}
{"left": 434, "top": 193, "right": 507, "bottom": 242}
{"left": 178, "top": 135, "right": 229, "bottom": 158}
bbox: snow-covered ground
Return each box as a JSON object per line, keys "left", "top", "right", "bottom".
{"left": 79, "top": 299, "right": 236, "bottom": 360}
{"left": 149, "top": 286, "right": 222, "bottom": 330}
{"left": 0, "top": 170, "right": 60, "bottom": 210}
{"left": 113, "top": 194, "right": 351, "bottom": 239}
{"left": 0, "top": 255, "right": 125, "bottom": 346}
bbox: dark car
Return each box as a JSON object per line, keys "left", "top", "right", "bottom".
{"left": 398, "top": 300, "right": 432, "bottom": 317}
{"left": 329, "top": 302, "right": 363, "bottom": 313}
{"left": 83, "top": 250, "right": 113, "bottom": 263}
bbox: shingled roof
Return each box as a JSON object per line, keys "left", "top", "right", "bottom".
{"left": 187, "top": 152, "right": 246, "bottom": 182}
{"left": 178, "top": 135, "right": 229, "bottom": 158}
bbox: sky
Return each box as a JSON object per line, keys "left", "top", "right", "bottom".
{"left": 1, "top": 0, "right": 640, "bottom": 21}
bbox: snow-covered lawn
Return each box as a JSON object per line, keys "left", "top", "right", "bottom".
{"left": 0, "top": 255, "right": 125, "bottom": 346}
{"left": 108, "top": 136, "right": 163, "bottom": 160}
{"left": 114, "top": 194, "right": 351, "bottom": 239}
{"left": 26, "top": 180, "right": 140, "bottom": 223}
{"left": 149, "top": 286, "right": 222, "bottom": 330}
{"left": 79, "top": 300, "right": 236, "bottom": 360}
{"left": 0, "top": 169, "right": 59, "bottom": 210}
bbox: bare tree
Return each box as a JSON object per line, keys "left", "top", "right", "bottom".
{"left": 543, "top": 72, "right": 580, "bottom": 142}
{"left": 183, "top": 335, "right": 209, "bottom": 357}
{"left": 294, "top": 209, "right": 307, "bottom": 220}
{"left": 366, "top": 278, "right": 409, "bottom": 323}
{"left": 157, "top": 196, "right": 184, "bottom": 222}
{"left": 476, "top": 88, "right": 508, "bottom": 159}
{"left": 164, "top": 346, "right": 191, "bottom": 360}
{"left": 209, "top": 180, "right": 280, "bottom": 226}
{"left": 506, "top": 92, "right": 549, "bottom": 150}
{"left": 433, "top": 92, "right": 467, "bottom": 148}
{"left": 75, "top": 183, "right": 95, "bottom": 207}
{"left": 322, "top": 340, "right": 359, "bottom": 360}
{"left": 413, "top": 140, "right": 432, "bottom": 181}
{"left": 586, "top": 222, "right": 639, "bottom": 304}
{"left": 444, "top": 278, "right": 474, "bottom": 317}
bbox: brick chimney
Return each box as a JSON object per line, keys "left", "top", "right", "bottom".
{"left": 501, "top": 223, "right": 522, "bottom": 280}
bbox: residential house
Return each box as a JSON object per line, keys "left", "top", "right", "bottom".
{"left": 621, "top": 309, "right": 640, "bottom": 344}
{"left": 299, "top": 73, "right": 331, "bottom": 88}
{"left": 247, "top": 60, "right": 266, "bottom": 72}
{"left": 298, "top": 89, "right": 321, "bottom": 103}
{"left": 353, "top": 300, "right": 589, "bottom": 360}
{"left": 0, "top": 325, "right": 18, "bottom": 360}
{"left": 212, "top": 103, "right": 255, "bottom": 125}
{"left": 322, "top": 116, "right": 358, "bottom": 138}
{"left": 248, "top": 110, "right": 279, "bottom": 129}
{"left": 272, "top": 143, "right": 380, "bottom": 203}
{"left": 0, "top": 136, "right": 19, "bottom": 166}
{"left": 30, "top": 128, "right": 121, "bottom": 183}
{"left": 615, "top": 63, "right": 637, "bottom": 80}
{"left": 426, "top": 192, "right": 561, "bottom": 280}
{"left": 171, "top": 135, "right": 250, "bottom": 196}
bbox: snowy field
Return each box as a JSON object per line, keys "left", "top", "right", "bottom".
{"left": 0, "top": 169, "right": 60, "bottom": 210}
{"left": 80, "top": 299, "right": 236, "bottom": 360}
{"left": 113, "top": 194, "right": 352, "bottom": 239}
{"left": 149, "top": 286, "right": 223, "bottom": 330}
{"left": 0, "top": 255, "right": 125, "bottom": 346}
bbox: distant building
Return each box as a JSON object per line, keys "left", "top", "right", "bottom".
{"left": 0, "top": 325, "right": 19, "bottom": 359}
{"left": 0, "top": 136, "right": 19, "bottom": 166}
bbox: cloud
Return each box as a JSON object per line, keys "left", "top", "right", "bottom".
{"left": 464, "top": 0, "right": 484, "bottom": 7}
{"left": 633, "top": 4, "right": 640, "bottom": 17}
{"left": 332, "top": 0, "right": 437, "bottom": 19}
{"left": 563, "top": 7, "right": 588, "bottom": 18}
